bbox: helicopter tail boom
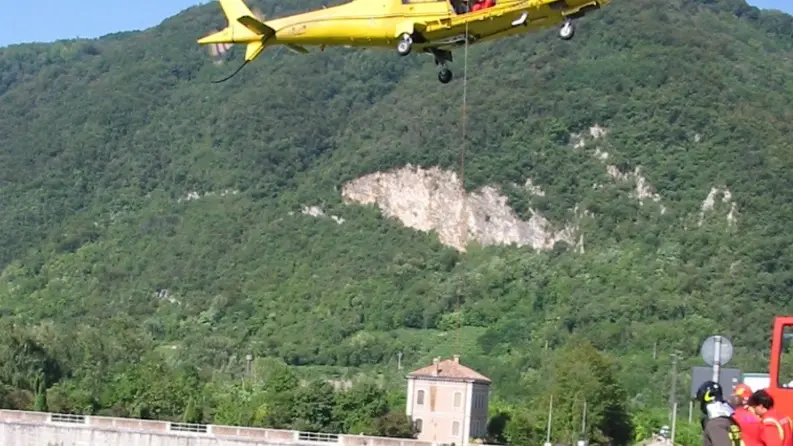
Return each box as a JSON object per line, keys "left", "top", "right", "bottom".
{"left": 197, "top": 0, "right": 276, "bottom": 55}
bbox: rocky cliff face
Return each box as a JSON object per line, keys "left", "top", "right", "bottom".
{"left": 341, "top": 165, "right": 576, "bottom": 252}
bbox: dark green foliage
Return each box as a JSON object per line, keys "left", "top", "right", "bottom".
{"left": 0, "top": 0, "right": 792, "bottom": 443}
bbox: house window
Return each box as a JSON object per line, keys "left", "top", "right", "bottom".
{"left": 452, "top": 421, "right": 460, "bottom": 436}
{"left": 414, "top": 418, "right": 423, "bottom": 432}
{"left": 454, "top": 391, "right": 462, "bottom": 408}
{"left": 417, "top": 389, "right": 425, "bottom": 405}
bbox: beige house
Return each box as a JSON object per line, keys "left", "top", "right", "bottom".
{"left": 405, "top": 355, "right": 491, "bottom": 446}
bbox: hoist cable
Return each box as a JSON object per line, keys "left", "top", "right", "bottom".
{"left": 455, "top": 16, "right": 470, "bottom": 356}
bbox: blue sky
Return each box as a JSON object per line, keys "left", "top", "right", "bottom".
{"left": 0, "top": 0, "right": 790, "bottom": 47}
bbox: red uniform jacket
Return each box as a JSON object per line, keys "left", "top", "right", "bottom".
{"left": 760, "top": 409, "right": 793, "bottom": 446}
{"left": 734, "top": 407, "right": 763, "bottom": 446}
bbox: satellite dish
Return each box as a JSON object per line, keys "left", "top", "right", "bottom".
{"left": 700, "top": 335, "right": 733, "bottom": 367}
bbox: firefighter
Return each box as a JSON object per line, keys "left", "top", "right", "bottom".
{"left": 696, "top": 380, "right": 744, "bottom": 446}
{"left": 747, "top": 389, "right": 793, "bottom": 446}
{"left": 732, "top": 383, "right": 763, "bottom": 446}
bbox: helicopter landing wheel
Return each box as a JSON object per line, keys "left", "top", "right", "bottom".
{"left": 397, "top": 34, "right": 413, "bottom": 56}
{"left": 438, "top": 67, "right": 453, "bottom": 84}
{"left": 559, "top": 19, "right": 575, "bottom": 40}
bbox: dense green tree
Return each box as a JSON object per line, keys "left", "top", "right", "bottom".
{"left": 290, "top": 380, "right": 338, "bottom": 432}
{"left": 506, "top": 412, "right": 546, "bottom": 446}
{"left": 507, "top": 340, "right": 634, "bottom": 445}
{"left": 333, "top": 381, "right": 389, "bottom": 434}
{"left": 372, "top": 411, "right": 416, "bottom": 438}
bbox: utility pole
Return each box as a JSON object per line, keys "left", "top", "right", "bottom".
{"left": 242, "top": 354, "right": 252, "bottom": 389}
{"left": 580, "top": 400, "right": 587, "bottom": 446}
{"left": 544, "top": 395, "right": 553, "bottom": 446}
{"left": 712, "top": 336, "right": 723, "bottom": 383}
{"left": 398, "top": 351, "right": 403, "bottom": 370}
{"left": 669, "top": 352, "right": 680, "bottom": 422}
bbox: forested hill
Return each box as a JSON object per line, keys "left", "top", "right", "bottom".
{"left": 2, "top": 0, "right": 793, "bottom": 442}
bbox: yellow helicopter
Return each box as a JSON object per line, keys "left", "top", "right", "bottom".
{"left": 198, "top": 0, "right": 612, "bottom": 84}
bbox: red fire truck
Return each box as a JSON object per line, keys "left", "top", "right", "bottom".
{"left": 766, "top": 316, "right": 793, "bottom": 415}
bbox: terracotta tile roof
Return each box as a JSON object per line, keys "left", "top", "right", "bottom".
{"left": 407, "top": 356, "right": 491, "bottom": 384}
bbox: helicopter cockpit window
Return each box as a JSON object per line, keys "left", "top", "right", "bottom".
{"left": 777, "top": 326, "right": 793, "bottom": 389}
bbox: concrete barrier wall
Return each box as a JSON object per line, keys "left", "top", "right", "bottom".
{"left": 1, "top": 422, "right": 276, "bottom": 446}
{"left": 0, "top": 410, "right": 440, "bottom": 446}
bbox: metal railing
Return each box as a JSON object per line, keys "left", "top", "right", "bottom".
{"left": 50, "top": 413, "right": 86, "bottom": 424}
{"left": 169, "top": 422, "right": 209, "bottom": 434}
{"left": 298, "top": 431, "right": 340, "bottom": 443}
